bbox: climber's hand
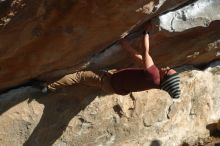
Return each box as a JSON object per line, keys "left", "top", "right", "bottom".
{"left": 144, "top": 21, "right": 153, "bottom": 35}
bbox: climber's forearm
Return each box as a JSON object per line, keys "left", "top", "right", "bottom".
{"left": 143, "top": 33, "right": 154, "bottom": 69}
{"left": 144, "top": 33, "right": 150, "bottom": 55}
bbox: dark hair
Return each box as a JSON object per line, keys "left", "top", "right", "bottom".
{"left": 161, "top": 72, "right": 178, "bottom": 82}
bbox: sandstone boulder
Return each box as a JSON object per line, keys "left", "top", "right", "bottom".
{"left": 0, "top": 61, "right": 220, "bottom": 146}
{"left": 1, "top": 1, "right": 220, "bottom": 145}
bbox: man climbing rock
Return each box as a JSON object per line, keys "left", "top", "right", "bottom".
{"left": 40, "top": 27, "right": 181, "bottom": 98}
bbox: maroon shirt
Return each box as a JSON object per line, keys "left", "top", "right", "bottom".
{"left": 110, "top": 65, "right": 160, "bottom": 95}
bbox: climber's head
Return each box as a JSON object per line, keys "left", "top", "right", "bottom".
{"left": 159, "top": 67, "right": 176, "bottom": 79}
{"left": 159, "top": 67, "right": 181, "bottom": 99}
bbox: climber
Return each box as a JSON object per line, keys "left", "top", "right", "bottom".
{"left": 39, "top": 26, "right": 181, "bottom": 98}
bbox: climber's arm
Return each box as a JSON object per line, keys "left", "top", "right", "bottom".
{"left": 143, "top": 33, "right": 154, "bottom": 69}
{"left": 119, "top": 21, "right": 154, "bottom": 69}
{"left": 120, "top": 39, "right": 144, "bottom": 66}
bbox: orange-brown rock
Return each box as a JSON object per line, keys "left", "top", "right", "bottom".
{"left": 0, "top": 0, "right": 220, "bottom": 91}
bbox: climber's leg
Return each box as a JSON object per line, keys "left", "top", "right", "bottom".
{"left": 47, "top": 72, "right": 82, "bottom": 91}
{"left": 47, "top": 70, "right": 114, "bottom": 93}
{"left": 77, "top": 70, "right": 114, "bottom": 93}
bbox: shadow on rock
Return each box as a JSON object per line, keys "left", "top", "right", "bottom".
{"left": 0, "top": 84, "right": 104, "bottom": 146}
{"left": 150, "top": 140, "right": 161, "bottom": 146}
{"left": 0, "top": 85, "right": 40, "bottom": 115}
{"left": 22, "top": 85, "right": 102, "bottom": 146}
{"left": 206, "top": 122, "right": 220, "bottom": 138}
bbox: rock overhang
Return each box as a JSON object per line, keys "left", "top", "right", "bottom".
{"left": 0, "top": 0, "right": 220, "bottom": 91}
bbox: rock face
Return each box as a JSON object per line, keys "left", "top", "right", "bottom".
{"left": 90, "top": 0, "right": 220, "bottom": 70}
{"left": 1, "top": 1, "right": 220, "bottom": 145}
{"left": 0, "top": 0, "right": 188, "bottom": 90}
{"left": 0, "top": 61, "right": 220, "bottom": 146}
{"left": 159, "top": 0, "right": 220, "bottom": 32}
{"left": 0, "top": 0, "right": 220, "bottom": 90}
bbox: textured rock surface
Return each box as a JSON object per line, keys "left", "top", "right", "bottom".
{"left": 0, "top": 0, "right": 190, "bottom": 90}
{"left": 1, "top": 0, "right": 220, "bottom": 90}
{"left": 159, "top": 0, "right": 220, "bottom": 32}
{"left": 1, "top": 1, "right": 220, "bottom": 145}
{"left": 90, "top": 0, "right": 220, "bottom": 70}
{"left": 0, "top": 61, "right": 220, "bottom": 146}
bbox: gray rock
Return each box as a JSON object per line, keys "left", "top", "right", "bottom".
{"left": 159, "top": 0, "right": 220, "bottom": 32}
